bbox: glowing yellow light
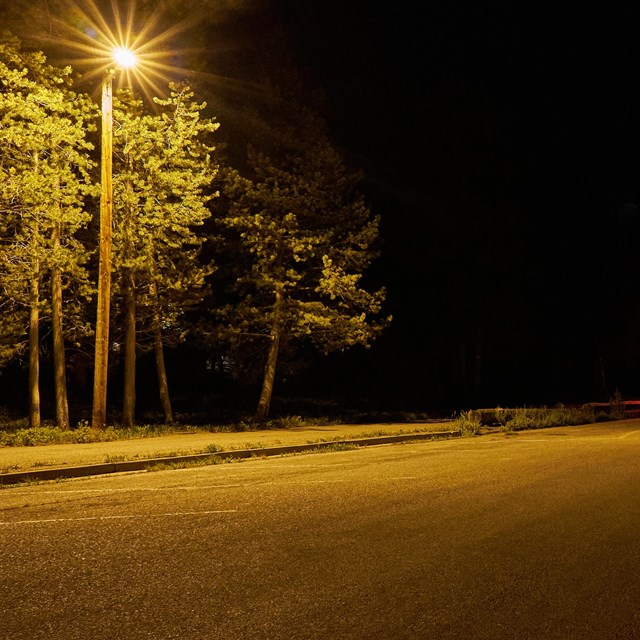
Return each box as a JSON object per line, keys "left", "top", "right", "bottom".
{"left": 113, "top": 47, "right": 137, "bottom": 69}
{"left": 37, "top": 0, "right": 204, "bottom": 102}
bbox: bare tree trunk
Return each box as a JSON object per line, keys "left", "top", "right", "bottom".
{"left": 255, "top": 289, "right": 283, "bottom": 422}
{"left": 28, "top": 268, "right": 41, "bottom": 429}
{"left": 28, "top": 152, "right": 41, "bottom": 429}
{"left": 149, "top": 277, "right": 173, "bottom": 424}
{"left": 121, "top": 161, "right": 137, "bottom": 426}
{"left": 153, "top": 320, "right": 174, "bottom": 424}
{"left": 121, "top": 270, "right": 136, "bottom": 427}
{"left": 51, "top": 213, "right": 70, "bottom": 429}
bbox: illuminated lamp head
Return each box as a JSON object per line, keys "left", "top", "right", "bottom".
{"left": 113, "top": 47, "right": 137, "bottom": 69}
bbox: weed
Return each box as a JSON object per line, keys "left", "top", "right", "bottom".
{"left": 0, "top": 476, "right": 43, "bottom": 488}
{"left": 269, "top": 415, "right": 307, "bottom": 429}
{"left": 32, "top": 460, "right": 57, "bottom": 468}
{"left": 465, "top": 405, "right": 600, "bottom": 433}
{"left": 288, "top": 443, "right": 362, "bottom": 456}
{"left": 356, "top": 429, "right": 398, "bottom": 438}
{"left": 452, "top": 411, "right": 482, "bottom": 436}
{"left": 238, "top": 442, "right": 266, "bottom": 450}
{"left": 146, "top": 456, "right": 226, "bottom": 472}
{"left": 104, "top": 454, "right": 127, "bottom": 463}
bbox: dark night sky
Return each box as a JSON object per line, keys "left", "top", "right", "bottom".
{"left": 244, "top": 2, "right": 640, "bottom": 410}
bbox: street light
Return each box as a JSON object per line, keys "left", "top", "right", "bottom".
{"left": 92, "top": 48, "right": 136, "bottom": 430}
{"left": 113, "top": 48, "right": 137, "bottom": 69}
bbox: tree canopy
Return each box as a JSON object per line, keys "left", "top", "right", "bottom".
{"left": 208, "top": 83, "right": 389, "bottom": 419}
{"left": 0, "top": 36, "right": 389, "bottom": 425}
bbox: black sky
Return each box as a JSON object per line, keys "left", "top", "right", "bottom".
{"left": 247, "top": 2, "right": 640, "bottom": 410}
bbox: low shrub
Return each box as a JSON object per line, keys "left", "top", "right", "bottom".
{"left": 452, "top": 410, "right": 482, "bottom": 436}
{"left": 1, "top": 426, "right": 62, "bottom": 446}
{"left": 0, "top": 424, "right": 123, "bottom": 446}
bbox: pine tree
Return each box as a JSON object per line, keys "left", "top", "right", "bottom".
{"left": 111, "top": 84, "right": 218, "bottom": 425}
{"left": 212, "top": 88, "right": 390, "bottom": 420}
{"left": 0, "top": 38, "right": 95, "bottom": 427}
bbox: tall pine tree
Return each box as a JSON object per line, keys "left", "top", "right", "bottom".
{"left": 111, "top": 84, "right": 218, "bottom": 425}
{"left": 212, "top": 84, "right": 389, "bottom": 420}
{"left": 0, "top": 38, "right": 95, "bottom": 427}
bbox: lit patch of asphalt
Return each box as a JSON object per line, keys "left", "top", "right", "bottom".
{"left": 516, "top": 432, "right": 640, "bottom": 443}
{"left": 255, "top": 462, "right": 349, "bottom": 468}
{"left": 0, "top": 510, "right": 238, "bottom": 526}
{"left": 295, "top": 478, "right": 350, "bottom": 485}
{"left": 5, "top": 484, "right": 247, "bottom": 495}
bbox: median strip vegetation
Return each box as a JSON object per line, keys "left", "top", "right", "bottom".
{"left": 453, "top": 403, "right": 626, "bottom": 435}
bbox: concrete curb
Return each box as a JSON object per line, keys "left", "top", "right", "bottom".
{"left": 0, "top": 430, "right": 461, "bottom": 486}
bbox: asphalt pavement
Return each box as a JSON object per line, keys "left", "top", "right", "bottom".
{"left": 3, "top": 420, "right": 640, "bottom": 639}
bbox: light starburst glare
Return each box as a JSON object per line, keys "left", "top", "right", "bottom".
{"left": 41, "top": 0, "right": 201, "bottom": 101}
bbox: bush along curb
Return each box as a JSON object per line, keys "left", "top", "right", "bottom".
{"left": 0, "top": 430, "right": 462, "bottom": 486}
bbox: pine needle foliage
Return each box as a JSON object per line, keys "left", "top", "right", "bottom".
{"left": 0, "top": 37, "right": 96, "bottom": 427}
{"left": 110, "top": 83, "right": 219, "bottom": 423}
{"left": 0, "top": 37, "right": 96, "bottom": 358}
{"left": 210, "top": 81, "right": 390, "bottom": 419}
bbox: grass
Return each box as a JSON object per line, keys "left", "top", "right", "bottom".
{"left": 0, "top": 409, "right": 454, "bottom": 448}
{"left": 103, "top": 445, "right": 222, "bottom": 464}
{"left": 289, "top": 442, "right": 362, "bottom": 455}
{"left": 0, "top": 424, "right": 168, "bottom": 447}
{"left": 0, "top": 415, "right": 341, "bottom": 448}
{"left": 452, "top": 404, "right": 620, "bottom": 434}
{"left": 307, "top": 425, "right": 456, "bottom": 444}
{"left": 103, "top": 454, "right": 128, "bottom": 463}
{"left": 235, "top": 441, "right": 268, "bottom": 450}
{"left": 145, "top": 456, "right": 231, "bottom": 472}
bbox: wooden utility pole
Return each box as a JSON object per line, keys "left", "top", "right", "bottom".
{"left": 92, "top": 68, "right": 115, "bottom": 429}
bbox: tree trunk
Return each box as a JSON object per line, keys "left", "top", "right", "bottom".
{"left": 28, "top": 152, "right": 41, "bottom": 429}
{"left": 149, "top": 278, "right": 173, "bottom": 424}
{"left": 255, "top": 289, "right": 283, "bottom": 422}
{"left": 121, "top": 160, "right": 137, "bottom": 427}
{"left": 121, "top": 270, "right": 136, "bottom": 427}
{"left": 153, "top": 321, "right": 174, "bottom": 424}
{"left": 28, "top": 268, "right": 41, "bottom": 429}
{"left": 50, "top": 222, "right": 69, "bottom": 429}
